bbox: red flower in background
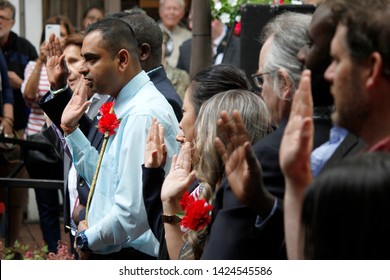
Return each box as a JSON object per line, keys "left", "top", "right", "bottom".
{"left": 234, "top": 21, "right": 241, "bottom": 36}
{"left": 180, "top": 199, "right": 213, "bottom": 231}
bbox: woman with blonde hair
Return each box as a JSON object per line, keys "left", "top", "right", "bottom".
{"left": 143, "top": 64, "right": 253, "bottom": 259}
{"left": 161, "top": 89, "right": 271, "bottom": 259}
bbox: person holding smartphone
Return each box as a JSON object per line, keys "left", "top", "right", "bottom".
{"left": 21, "top": 15, "right": 75, "bottom": 253}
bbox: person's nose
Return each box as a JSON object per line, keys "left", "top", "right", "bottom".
{"left": 78, "top": 60, "right": 88, "bottom": 76}
{"left": 324, "top": 61, "right": 335, "bottom": 83}
{"left": 297, "top": 45, "right": 308, "bottom": 65}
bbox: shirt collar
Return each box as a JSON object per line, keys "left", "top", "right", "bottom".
{"left": 114, "top": 70, "right": 150, "bottom": 118}
{"left": 329, "top": 126, "right": 348, "bottom": 144}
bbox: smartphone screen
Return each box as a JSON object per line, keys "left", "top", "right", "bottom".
{"left": 45, "top": 24, "right": 60, "bottom": 42}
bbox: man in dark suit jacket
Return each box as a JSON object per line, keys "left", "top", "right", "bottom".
{"left": 116, "top": 12, "right": 183, "bottom": 122}
{"left": 177, "top": 19, "right": 241, "bottom": 74}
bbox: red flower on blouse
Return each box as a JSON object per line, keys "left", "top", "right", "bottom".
{"left": 180, "top": 199, "right": 213, "bottom": 231}
{"left": 97, "top": 102, "right": 120, "bottom": 136}
{"left": 180, "top": 191, "right": 195, "bottom": 211}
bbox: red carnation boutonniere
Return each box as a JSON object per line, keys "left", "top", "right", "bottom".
{"left": 86, "top": 101, "right": 121, "bottom": 225}
{"left": 97, "top": 101, "right": 121, "bottom": 136}
{"left": 99, "top": 101, "right": 114, "bottom": 115}
{"left": 177, "top": 191, "right": 213, "bottom": 231}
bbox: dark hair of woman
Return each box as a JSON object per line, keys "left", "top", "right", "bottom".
{"left": 189, "top": 64, "right": 251, "bottom": 116}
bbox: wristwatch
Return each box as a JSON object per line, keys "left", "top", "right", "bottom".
{"left": 161, "top": 214, "right": 182, "bottom": 224}
{"left": 75, "top": 230, "right": 92, "bottom": 252}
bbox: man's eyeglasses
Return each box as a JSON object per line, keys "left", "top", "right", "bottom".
{"left": 251, "top": 72, "right": 272, "bottom": 92}
{"left": 0, "top": 15, "right": 12, "bottom": 22}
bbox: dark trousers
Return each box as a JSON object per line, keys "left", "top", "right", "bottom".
{"left": 34, "top": 188, "right": 61, "bottom": 253}
{"left": 25, "top": 133, "right": 63, "bottom": 253}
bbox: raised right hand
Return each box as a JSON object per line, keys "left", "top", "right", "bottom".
{"left": 279, "top": 70, "right": 314, "bottom": 189}
{"left": 161, "top": 142, "right": 195, "bottom": 209}
{"left": 45, "top": 33, "right": 68, "bottom": 90}
{"left": 215, "top": 110, "right": 273, "bottom": 215}
{"left": 144, "top": 118, "right": 166, "bottom": 168}
{"left": 61, "top": 78, "right": 92, "bottom": 129}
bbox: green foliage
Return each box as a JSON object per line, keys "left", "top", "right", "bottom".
{"left": 210, "top": 0, "right": 293, "bottom": 26}
{"left": 0, "top": 240, "right": 74, "bottom": 260}
{"left": 0, "top": 240, "right": 48, "bottom": 260}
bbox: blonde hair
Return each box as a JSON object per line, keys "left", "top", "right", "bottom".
{"left": 194, "top": 89, "right": 270, "bottom": 187}
{"left": 180, "top": 89, "right": 271, "bottom": 259}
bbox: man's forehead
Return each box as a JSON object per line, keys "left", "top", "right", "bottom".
{"left": 81, "top": 31, "right": 103, "bottom": 51}
{"left": 333, "top": 24, "right": 348, "bottom": 47}
{"left": 0, "top": 7, "right": 12, "bottom": 14}
{"left": 83, "top": 30, "right": 102, "bottom": 42}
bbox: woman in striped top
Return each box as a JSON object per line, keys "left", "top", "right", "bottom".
{"left": 21, "top": 15, "right": 74, "bottom": 253}
{"left": 22, "top": 15, "right": 74, "bottom": 136}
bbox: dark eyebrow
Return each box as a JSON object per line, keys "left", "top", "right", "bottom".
{"left": 82, "top": 52, "right": 99, "bottom": 61}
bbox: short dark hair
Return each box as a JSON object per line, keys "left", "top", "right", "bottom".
{"left": 342, "top": 0, "right": 390, "bottom": 77}
{"left": 114, "top": 13, "right": 163, "bottom": 62}
{"left": 0, "top": 1, "right": 15, "bottom": 19}
{"left": 190, "top": 64, "right": 251, "bottom": 116}
{"left": 84, "top": 17, "right": 138, "bottom": 59}
{"left": 302, "top": 152, "right": 390, "bottom": 259}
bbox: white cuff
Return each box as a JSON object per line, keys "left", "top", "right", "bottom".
{"left": 50, "top": 83, "right": 69, "bottom": 95}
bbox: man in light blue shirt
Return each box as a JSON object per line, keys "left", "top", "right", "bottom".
{"left": 57, "top": 18, "right": 179, "bottom": 259}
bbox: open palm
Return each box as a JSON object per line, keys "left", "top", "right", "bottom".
{"left": 215, "top": 110, "right": 266, "bottom": 211}
{"left": 45, "top": 33, "right": 68, "bottom": 89}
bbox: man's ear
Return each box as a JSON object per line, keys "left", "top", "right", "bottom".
{"left": 138, "top": 43, "right": 151, "bottom": 62}
{"left": 117, "top": 49, "right": 130, "bottom": 71}
{"left": 278, "top": 68, "right": 293, "bottom": 100}
{"left": 366, "top": 52, "right": 383, "bottom": 89}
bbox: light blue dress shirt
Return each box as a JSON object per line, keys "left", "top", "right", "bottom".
{"left": 66, "top": 71, "right": 180, "bottom": 255}
{"left": 311, "top": 126, "right": 348, "bottom": 177}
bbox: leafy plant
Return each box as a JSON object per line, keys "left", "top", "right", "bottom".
{"left": 0, "top": 240, "right": 74, "bottom": 260}
{"left": 211, "top": 0, "right": 294, "bottom": 26}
